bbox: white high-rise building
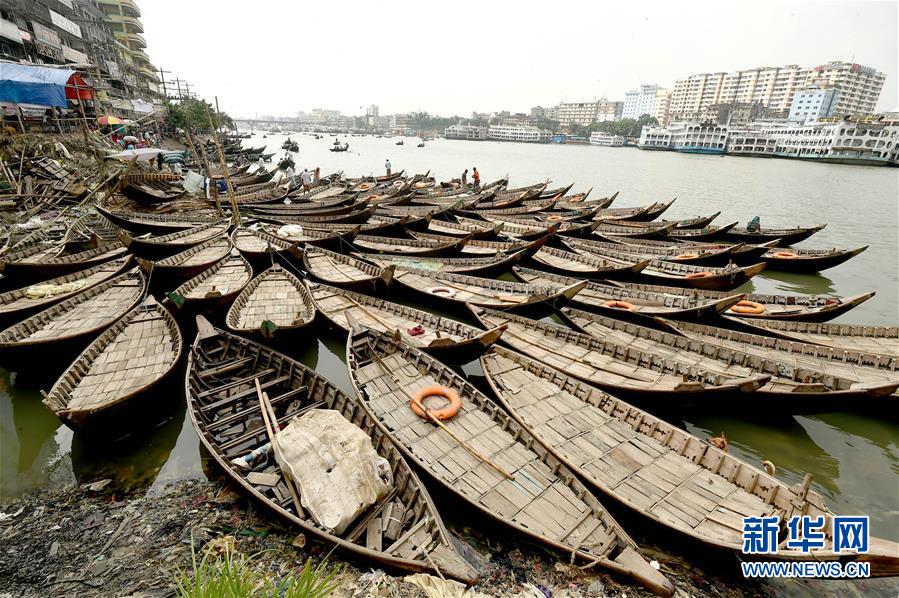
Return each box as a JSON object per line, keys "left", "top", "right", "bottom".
{"left": 668, "top": 61, "right": 885, "bottom": 119}
{"left": 788, "top": 86, "right": 839, "bottom": 122}
{"left": 557, "top": 102, "right": 599, "bottom": 126}
{"left": 623, "top": 84, "right": 662, "bottom": 119}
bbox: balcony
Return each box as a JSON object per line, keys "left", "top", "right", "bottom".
{"left": 99, "top": 0, "right": 141, "bottom": 18}
{"left": 138, "top": 64, "right": 159, "bottom": 83}
{"left": 106, "top": 13, "right": 143, "bottom": 33}
{"left": 114, "top": 29, "right": 146, "bottom": 49}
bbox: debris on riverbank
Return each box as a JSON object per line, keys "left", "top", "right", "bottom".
{"left": 0, "top": 477, "right": 778, "bottom": 598}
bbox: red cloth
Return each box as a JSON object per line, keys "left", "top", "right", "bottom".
{"left": 407, "top": 325, "right": 425, "bottom": 336}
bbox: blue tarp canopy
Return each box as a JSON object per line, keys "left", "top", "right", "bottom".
{"left": 0, "top": 64, "right": 76, "bottom": 108}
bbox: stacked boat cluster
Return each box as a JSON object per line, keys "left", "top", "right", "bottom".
{"left": 0, "top": 159, "right": 897, "bottom": 595}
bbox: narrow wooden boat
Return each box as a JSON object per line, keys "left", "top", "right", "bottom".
{"left": 0, "top": 235, "right": 127, "bottom": 278}
{"left": 480, "top": 346, "right": 899, "bottom": 576}
{"left": 167, "top": 250, "right": 254, "bottom": 312}
{"left": 592, "top": 222, "right": 677, "bottom": 240}
{"left": 538, "top": 182, "right": 574, "bottom": 198}
{"left": 42, "top": 297, "right": 182, "bottom": 431}
{"left": 303, "top": 247, "right": 395, "bottom": 293}
{"left": 737, "top": 319, "right": 899, "bottom": 358}
{"left": 249, "top": 199, "right": 369, "bottom": 218}
{"left": 63, "top": 210, "right": 120, "bottom": 249}
{"left": 512, "top": 267, "right": 742, "bottom": 324}
{"left": 0, "top": 255, "right": 132, "bottom": 329}
{"left": 0, "top": 269, "right": 146, "bottom": 373}
{"left": 759, "top": 246, "right": 867, "bottom": 273}
{"left": 528, "top": 246, "right": 650, "bottom": 280}
{"left": 412, "top": 217, "right": 503, "bottom": 239}
{"left": 261, "top": 223, "right": 360, "bottom": 251}
{"left": 570, "top": 235, "right": 737, "bottom": 267}
{"left": 561, "top": 306, "right": 899, "bottom": 410}
{"left": 282, "top": 205, "right": 377, "bottom": 226}
{"left": 406, "top": 231, "right": 514, "bottom": 256}
{"left": 615, "top": 198, "right": 676, "bottom": 222}
{"left": 604, "top": 281, "right": 874, "bottom": 323}
{"left": 307, "top": 281, "right": 504, "bottom": 361}
{"left": 120, "top": 221, "right": 230, "bottom": 259}
{"left": 226, "top": 264, "right": 315, "bottom": 341}
{"left": 721, "top": 223, "right": 827, "bottom": 246}
{"left": 186, "top": 319, "right": 477, "bottom": 583}
{"left": 137, "top": 236, "right": 232, "bottom": 282}
{"left": 95, "top": 205, "right": 217, "bottom": 235}
{"left": 666, "top": 222, "right": 739, "bottom": 242}
{"left": 467, "top": 215, "right": 559, "bottom": 241}
{"left": 346, "top": 327, "right": 673, "bottom": 595}
{"left": 469, "top": 306, "right": 769, "bottom": 406}
{"left": 390, "top": 267, "right": 587, "bottom": 317}
{"left": 353, "top": 234, "right": 471, "bottom": 257}
{"left": 231, "top": 226, "right": 294, "bottom": 264}
{"left": 661, "top": 211, "right": 721, "bottom": 229}
{"left": 358, "top": 249, "right": 526, "bottom": 277}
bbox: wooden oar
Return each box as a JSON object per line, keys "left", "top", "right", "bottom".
{"left": 254, "top": 378, "right": 305, "bottom": 518}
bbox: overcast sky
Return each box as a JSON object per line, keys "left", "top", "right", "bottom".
{"left": 140, "top": 0, "right": 897, "bottom": 118}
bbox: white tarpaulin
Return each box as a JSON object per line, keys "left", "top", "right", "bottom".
{"left": 106, "top": 148, "right": 164, "bottom": 161}
{"left": 131, "top": 99, "right": 154, "bottom": 113}
{"left": 275, "top": 409, "right": 392, "bottom": 534}
{"left": 183, "top": 170, "right": 204, "bottom": 193}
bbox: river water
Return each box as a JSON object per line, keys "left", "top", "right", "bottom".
{"left": 1, "top": 133, "right": 897, "bottom": 584}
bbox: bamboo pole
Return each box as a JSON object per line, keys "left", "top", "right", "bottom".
{"left": 254, "top": 378, "right": 305, "bottom": 518}
{"left": 203, "top": 102, "right": 240, "bottom": 225}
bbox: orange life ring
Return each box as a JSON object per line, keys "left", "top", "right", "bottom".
{"left": 364, "top": 194, "right": 379, "bottom": 200}
{"left": 674, "top": 253, "right": 700, "bottom": 260}
{"left": 729, "top": 300, "right": 766, "bottom": 315}
{"left": 603, "top": 300, "right": 636, "bottom": 311}
{"left": 410, "top": 385, "right": 462, "bottom": 421}
{"left": 685, "top": 271, "right": 714, "bottom": 279}
{"left": 358, "top": 183, "right": 372, "bottom": 190}
{"left": 772, "top": 251, "right": 799, "bottom": 259}
{"left": 546, "top": 215, "right": 565, "bottom": 222}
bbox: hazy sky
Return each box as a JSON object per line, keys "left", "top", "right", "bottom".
{"left": 140, "top": 0, "right": 898, "bottom": 117}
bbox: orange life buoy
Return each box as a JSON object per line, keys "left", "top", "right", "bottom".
{"left": 359, "top": 183, "right": 372, "bottom": 190}
{"left": 546, "top": 215, "right": 565, "bottom": 222}
{"left": 673, "top": 253, "right": 700, "bottom": 260}
{"left": 772, "top": 251, "right": 799, "bottom": 259}
{"left": 410, "top": 385, "right": 462, "bottom": 421}
{"left": 729, "top": 300, "right": 766, "bottom": 315}
{"left": 602, "top": 300, "right": 636, "bottom": 311}
{"left": 685, "top": 271, "right": 714, "bottom": 279}
{"left": 364, "top": 194, "right": 379, "bottom": 200}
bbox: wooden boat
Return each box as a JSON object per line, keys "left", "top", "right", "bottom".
{"left": 570, "top": 235, "right": 737, "bottom": 267}
{"left": 120, "top": 221, "right": 230, "bottom": 259}
{"left": 480, "top": 346, "right": 899, "bottom": 576}
{"left": 260, "top": 223, "right": 360, "bottom": 251}
{"left": 592, "top": 222, "right": 677, "bottom": 241}
{"left": 735, "top": 319, "right": 899, "bottom": 358}
{"left": 281, "top": 205, "right": 376, "bottom": 225}
{"left": 666, "top": 222, "right": 739, "bottom": 242}
{"left": 758, "top": 246, "right": 867, "bottom": 273}
{"left": 469, "top": 306, "right": 770, "bottom": 406}
{"left": 303, "top": 247, "right": 394, "bottom": 293}
{"left": 249, "top": 199, "right": 369, "bottom": 218}
{"left": 412, "top": 217, "right": 503, "bottom": 239}
{"left": 615, "top": 198, "right": 676, "bottom": 222}
{"left": 95, "top": 205, "right": 217, "bottom": 235}
{"left": 512, "top": 267, "right": 742, "bottom": 324}
{"left": 604, "top": 281, "right": 875, "bottom": 323}
{"left": 562, "top": 307, "right": 899, "bottom": 410}
{"left": 721, "top": 223, "right": 827, "bottom": 246}
{"left": 0, "top": 269, "right": 146, "bottom": 373}
{"left": 42, "top": 297, "right": 182, "bottom": 431}
{"left": 528, "top": 246, "right": 650, "bottom": 280}
{"left": 568, "top": 240, "right": 766, "bottom": 291}
{"left": 137, "top": 236, "right": 232, "bottom": 282}
{"left": 390, "top": 267, "right": 587, "bottom": 317}
{"left": 407, "top": 231, "right": 520, "bottom": 256}
{"left": 231, "top": 226, "right": 294, "bottom": 264}
{"left": 226, "top": 264, "right": 315, "bottom": 341}
{"left": 167, "top": 250, "right": 253, "bottom": 312}
{"left": 358, "top": 249, "right": 526, "bottom": 277}
{"left": 307, "top": 281, "right": 504, "bottom": 362}
{"left": 0, "top": 240, "right": 129, "bottom": 284}
{"left": 0, "top": 255, "right": 132, "bottom": 329}
{"left": 346, "top": 327, "right": 673, "bottom": 595}
{"left": 63, "top": 210, "right": 120, "bottom": 249}
{"left": 353, "top": 234, "right": 470, "bottom": 257}
{"left": 660, "top": 211, "right": 721, "bottom": 229}
{"left": 186, "top": 319, "right": 477, "bottom": 583}
{"left": 538, "top": 182, "right": 574, "bottom": 198}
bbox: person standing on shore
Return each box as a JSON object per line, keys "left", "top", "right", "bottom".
{"left": 156, "top": 152, "right": 164, "bottom": 171}
{"left": 461, "top": 168, "right": 468, "bottom": 189}
{"left": 472, "top": 166, "right": 480, "bottom": 190}
{"left": 385, "top": 158, "right": 391, "bottom": 176}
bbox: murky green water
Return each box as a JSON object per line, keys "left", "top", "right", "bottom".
{"left": 1, "top": 134, "right": 896, "bottom": 592}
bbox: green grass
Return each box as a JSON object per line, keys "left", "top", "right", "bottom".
{"left": 175, "top": 535, "right": 341, "bottom": 598}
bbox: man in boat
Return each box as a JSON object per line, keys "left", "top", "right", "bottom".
{"left": 257, "top": 156, "right": 266, "bottom": 172}
{"left": 747, "top": 216, "right": 761, "bottom": 232}
{"left": 385, "top": 158, "right": 392, "bottom": 176}
{"left": 461, "top": 168, "right": 469, "bottom": 189}
{"left": 301, "top": 168, "right": 314, "bottom": 192}
{"left": 313, "top": 166, "right": 320, "bottom": 183}
{"left": 472, "top": 166, "right": 480, "bottom": 190}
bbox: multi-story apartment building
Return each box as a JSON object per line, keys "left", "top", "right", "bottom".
{"left": 445, "top": 124, "right": 488, "bottom": 140}
{"left": 596, "top": 99, "right": 623, "bottom": 122}
{"left": 487, "top": 124, "right": 550, "bottom": 142}
{"left": 97, "top": 0, "right": 161, "bottom": 99}
{"left": 788, "top": 86, "right": 838, "bottom": 122}
{"left": 652, "top": 88, "right": 671, "bottom": 125}
{"left": 557, "top": 101, "right": 598, "bottom": 127}
{"left": 669, "top": 61, "right": 885, "bottom": 120}
{"left": 623, "top": 84, "right": 662, "bottom": 119}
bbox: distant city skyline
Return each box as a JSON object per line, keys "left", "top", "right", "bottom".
{"left": 139, "top": 0, "right": 897, "bottom": 117}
